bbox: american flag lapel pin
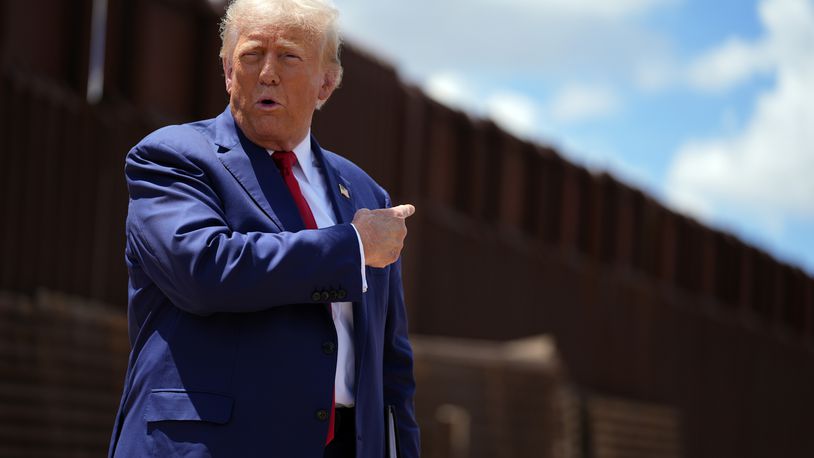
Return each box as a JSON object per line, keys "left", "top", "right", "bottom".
{"left": 339, "top": 183, "right": 350, "bottom": 199}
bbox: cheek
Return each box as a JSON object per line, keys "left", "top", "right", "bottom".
{"left": 231, "top": 67, "right": 256, "bottom": 95}
{"left": 292, "top": 75, "right": 323, "bottom": 105}
{"left": 234, "top": 85, "right": 256, "bottom": 108}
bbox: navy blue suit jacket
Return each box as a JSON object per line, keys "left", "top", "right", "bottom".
{"left": 109, "top": 107, "right": 419, "bottom": 457}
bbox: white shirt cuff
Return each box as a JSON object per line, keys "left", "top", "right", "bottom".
{"left": 350, "top": 224, "right": 368, "bottom": 293}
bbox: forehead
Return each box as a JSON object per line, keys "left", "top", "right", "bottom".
{"left": 238, "top": 24, "right": 321, "bottom": 50}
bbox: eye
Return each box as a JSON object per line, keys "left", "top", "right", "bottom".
{"left": 283, "top": 53, "right": 302, "bottom": 61}
{"left": 240, "top": 50, "right": 262, "bottom": 62}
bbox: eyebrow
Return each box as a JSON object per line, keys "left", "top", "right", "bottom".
{"left": 239, "top": 36, "right": 306, "bottom": 53}
{"left": 276, "top": 39, "right": 304, "bottom": 52}
{"left": 237, "top": 40, "right": 263, "bottom": 50}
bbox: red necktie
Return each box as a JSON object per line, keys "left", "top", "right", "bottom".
{"left": 271, "top": 151, "right": 336, "bottom": 445}
{"left": 272, "top": 151, "right": 318, "bottom": 230}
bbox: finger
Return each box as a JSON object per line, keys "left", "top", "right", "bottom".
{"left": 390, "top": 204, "right": 416, "bottom": 219}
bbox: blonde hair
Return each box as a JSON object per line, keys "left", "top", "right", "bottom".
{"left": 219, "top": 0, "right": 343, "bottom": 88}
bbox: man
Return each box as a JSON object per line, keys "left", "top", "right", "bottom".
{"left": 108, "top": 0, "right": 420, "bottom": 456}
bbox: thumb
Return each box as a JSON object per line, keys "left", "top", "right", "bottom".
{"left": 391, "top": 204, "right": 416, "bottom": 218}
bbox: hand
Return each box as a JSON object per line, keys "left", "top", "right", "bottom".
{"left": 352, "top": 204, "right": 416, "bottom": 268}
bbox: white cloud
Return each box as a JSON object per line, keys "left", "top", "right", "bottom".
{"left": 486, "top": 91, "right": 541, "bottom": 138}
{"left": 687, "top": 37, "right": 773, "bottom": 92}
{"left": 667, "top": 0, "right": 814, "bottom": 237}
{"left": 335, "top": 0, "right": 674, "bottom": 83}
{"left": 423, "top": 72, "right": 545, "bottom": 140}
{"left": 685, "top": 0, "right": 814, "bottom": 92}
{"left": 634, "top": 57, "right": 681, "bottom": 92}
{"left": 485, "top": 0, "right": 676, "bottom": 19}
{"left": 424, "top": 72, "right": 478, "bottom": 110}
{"left": 548, "top": 83, "right": 621, "bottom": 123}
{"left": 423, "top": 76, "right": 622, "bottom": 140}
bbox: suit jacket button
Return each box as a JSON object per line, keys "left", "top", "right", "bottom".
{"left": 337, "top": 290, "right": 347, "bottom": 300}
{"left": 323, "top": 342, "right": 336, "bottom": 354}
{"left": 321, "top": 291, "right": 330, "bottom": 302}
{"left": 316, "top": 409, "right": 329, "bottom": 421}
{"left": 312, "top": 291, "right": 322, "bottom": 302}
{"left": 330, "top": 290, "right": 339, "bottom": 301}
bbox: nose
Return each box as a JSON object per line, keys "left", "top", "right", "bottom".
{"left": 258, "top": 55, "right": 279, "bottom": 86}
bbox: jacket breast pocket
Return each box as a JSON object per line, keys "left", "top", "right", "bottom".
{"left": 145, "top": 390, "right": 233, "bottom": 457}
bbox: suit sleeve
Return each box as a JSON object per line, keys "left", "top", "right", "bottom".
{"left": 382, "top": 251, "right": 420, "bottom": 454}
{"left": 125, "top": 137, "right": 363, "bottom": 316}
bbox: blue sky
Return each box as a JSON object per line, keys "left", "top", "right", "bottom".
{"left": 334, "top": 0, "right": 814, "bottom": 275}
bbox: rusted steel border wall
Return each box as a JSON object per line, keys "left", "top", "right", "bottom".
{"left": 0, "top": 291, "right": 129, "bottom": 457}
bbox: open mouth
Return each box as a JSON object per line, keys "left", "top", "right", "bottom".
{"left": 258, "top": 98, "right": 279, "bottom": 108}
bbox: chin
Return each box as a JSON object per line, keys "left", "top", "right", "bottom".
{"left": 257, "top": 130, "right": 295, "bottom": 151}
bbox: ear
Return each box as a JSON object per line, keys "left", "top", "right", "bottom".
{"left": 317, "top": 68, "right": 339, "bottom": 104}
{"left": 222, "top": 57, "right": 233, "bottom": 94}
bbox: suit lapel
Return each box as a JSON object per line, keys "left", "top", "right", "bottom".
{"left": 212, "top": 108, "right": 305, "bottom": 233}
{"left": 311, "top": 136, "right": 356, "bottom": 225}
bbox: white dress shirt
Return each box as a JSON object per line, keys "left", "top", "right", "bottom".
{"left": 267, "top": 131, "right": 366, "bottom": 407}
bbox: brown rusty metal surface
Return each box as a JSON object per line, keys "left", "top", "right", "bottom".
{"left": 412, "top": 335, "right": 575, "bottom": 458}
{"left": 0, "top": 291, "right": 128, "bottom": 457}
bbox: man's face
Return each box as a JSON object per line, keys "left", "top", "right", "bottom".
{"left": 224, "top": 26, "right": 334, "bottom": 151}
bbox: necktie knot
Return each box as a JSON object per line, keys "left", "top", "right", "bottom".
{"left": 272, "top": 151, "right": 297, "bottom": 176}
